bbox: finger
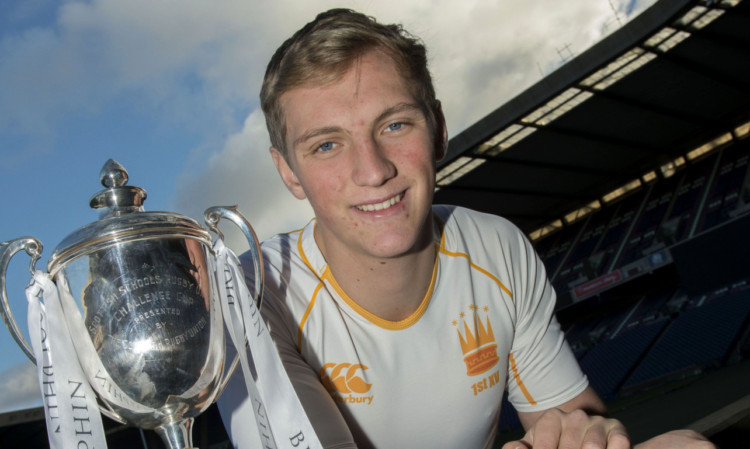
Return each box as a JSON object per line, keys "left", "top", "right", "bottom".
{"left": 560, "top": 410, "right": 598, "bottom": 449}
{"left": 604, "top": 425, "right": 630, "bottom": 449}
{"left": 579, "top": 426, "right": 607, "bottom": 449}
{"left": 666, "top": 429, "right": 709, "bottom": 441}
{"left": 528, "top": 411, "right": 565, "bottom": 449}
{"left": 578, "top": 418, "right": 629, "bottom": 449}
{"left": 501, "top": 441, "right": 531, "bottom": 449}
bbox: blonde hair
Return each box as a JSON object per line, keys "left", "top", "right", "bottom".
{"left": 261, "top": 9, "right": 439, "bottom": 159}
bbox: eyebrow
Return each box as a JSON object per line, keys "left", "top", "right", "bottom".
{"left": 293, "top": 126, "right": 343, "bottom": 148}
{"left": 291, "top": 102, "right": 423, "bottom": 148}
{"left": 374, "top": 102, "right": 423, "bottom": 124}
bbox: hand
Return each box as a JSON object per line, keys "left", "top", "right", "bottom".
{"left": 502, "top": 408, "right": 630, "bottom": 449}
{"left": 633, "top": 430, "right": 715, "bottom": 449}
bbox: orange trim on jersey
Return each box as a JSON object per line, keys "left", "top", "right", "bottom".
{"left": 297, "top": 278, "right": 327, "bottom": 350}
{"left": 323, "top": 250, "right": 439, "bottom": 330}
{"left": 295, "top": 221, "right": 438, "bottom": 330}
{"left": 437, "top": 245, "right": 514, "bottom": 300}
{"left": 295, "top": 222, "right": 329, "bottom": 350}
{"left": 509, "top": 353, "right": 536, "bottom": 405}
{"left": 297, "top": 225, "right": 318, "bottom": 277}
{"left": 433, "top": 213, "right": 514, "bottom": 300}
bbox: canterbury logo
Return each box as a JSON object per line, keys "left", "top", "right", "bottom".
{"left": 320, "top": 363, "right": 372, "bottom": 394}
{"left": 453, "top": 305, "right": 500, "bottom": 376}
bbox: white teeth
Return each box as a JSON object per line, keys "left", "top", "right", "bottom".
{"left": 356, "top": 193, "right": 403, "bottom": 212}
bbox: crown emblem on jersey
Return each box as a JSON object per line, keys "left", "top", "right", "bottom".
{"left": 454, "top": 306, "right": 500, "bottom": 376}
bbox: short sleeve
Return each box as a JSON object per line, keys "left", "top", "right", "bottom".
{"left": 504, "top": 229, "right": 588, "bottom": 413}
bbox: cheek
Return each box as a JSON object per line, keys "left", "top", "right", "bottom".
{"left": 302, "top": 170, "right": 346, "bottom": 205}
{"left": 398, "top": 139, "right": 436, "bottom": 171}
{"left": 333, "top": 172, "right": 347, "bottom": 193}
{"left": 319, "top": 172, "right": 346, "bottom": 195}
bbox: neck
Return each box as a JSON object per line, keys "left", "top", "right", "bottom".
{"left": 318, "top": 224, "right": 437, "bottom": 322}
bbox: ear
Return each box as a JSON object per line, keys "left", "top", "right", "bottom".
{"left": 270, "top": 147, "right": 307, "bottom": 200}
{"left": 433, "top": 100, "right": 448, "bottom": 161}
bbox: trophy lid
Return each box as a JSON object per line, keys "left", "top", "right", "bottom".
{"left": 47, "top": 159, "right": 211, "bottom": 275}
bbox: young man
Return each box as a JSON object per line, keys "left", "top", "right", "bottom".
{"left": 220, "top": 9, "right": 714, "bottom": 449}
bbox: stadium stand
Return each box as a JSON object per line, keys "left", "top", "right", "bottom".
{"left": 622, "top": 288, "right": 750, "bottom": 391}
{"left": 494, "top": 141, "right": 750, "bottom": 444}
{"left": 439, "top": 0, "right": 750, "bottom": 446}
{"left": 580, "top": 318, "right": 669, "bottom": 400}
{"left": 696, "top": 139, "right": 750, "bottom": 232}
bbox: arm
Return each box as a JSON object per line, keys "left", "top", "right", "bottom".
{"left": 507, "top": 387, "right": 714, "bottom": 449}
{"left": 506, "top": 387, "right": 629, "bottom": 449}
{"left": 516, "top": 386, "right": 606, "bottom": 431}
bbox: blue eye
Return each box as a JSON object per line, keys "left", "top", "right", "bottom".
{"left": 317, "top": 142, "right": 335, "bottom": 152}
{"left": 387, "top": 122, "right": 403, "bottom": 132}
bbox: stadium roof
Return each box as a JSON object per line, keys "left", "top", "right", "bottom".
{"left": 434, "top": 0, "right": 750, "bottom": 239}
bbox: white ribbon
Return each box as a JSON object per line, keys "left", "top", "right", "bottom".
{"left": 214, "top": 240, "right": 322, "bottom": 449}
{"left": 25, "top": 271, "right": 109, "bottom": 449}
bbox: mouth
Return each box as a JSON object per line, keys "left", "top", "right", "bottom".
{"left": 355, "top": 192, "right": 405, "bottom": 212}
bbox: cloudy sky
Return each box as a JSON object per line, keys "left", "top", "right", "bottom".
{"left": 0, "top": 0, "right": 655, "bottom": 413}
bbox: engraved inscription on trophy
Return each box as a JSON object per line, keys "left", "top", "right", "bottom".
{"left": 81, "top": 238, "right": 212, "bottom": 408}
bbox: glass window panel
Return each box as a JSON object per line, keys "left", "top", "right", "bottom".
{"left": 603, "top": 179, "right": 642, "bottom": 203}
{"left": 658, "top": 31, "right": 690, "bottom": 52}
{"left": 644, "top": 27, "right": 677, "bottom": 48}
{"left": 594, "top": 52, "right": 656, "bottom": 90}
{"left": 580, "top": 48, "right": 644, "bottom": 87}
{"left": 687, "top": 132, "right": 732, "bottom": 160}
{"left": 675, "top": 6, "right": 708, "bottom": 27}
{"left": 436, "top": 158, "right": 486, "bottom": 186}
{"left": 522, "top": 88, "right": 580, "bottom": 124}
{"left": 530, "top": 220, "right": 563, "bottom": 241}
{"left": 690, "top": 9, "right": 724, "bottom": 30}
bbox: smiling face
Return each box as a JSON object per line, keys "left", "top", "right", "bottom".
{"left": 271, "top": 49, "right": 446, "bottom": 264}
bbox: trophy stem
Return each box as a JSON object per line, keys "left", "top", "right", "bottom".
{"left": 155, "top": 418, "right": 196, "bottom": 449}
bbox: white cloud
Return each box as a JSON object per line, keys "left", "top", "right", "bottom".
{"left": 0, "top": 0, "right": 656, "bottom": 156}
{"left": 0, "top": 0, "right": 279, "bottom": 162}
{"left": 0, "top": 0, "right": 647, "bottom": 141}
{"left": 415, "top": 0, "right": 638, "bottom": 135}
{"left": 172, "top": 108, "right": 314, "bottom": 253}
{"left": 0, "top": 362, "right": 42, "bottom": 413}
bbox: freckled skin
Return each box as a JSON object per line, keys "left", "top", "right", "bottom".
{"left": 269, "top": 50, "right": 445, "bottom": 320}
{"left": 273, "top": 51, "right": 439, "bottom": 263}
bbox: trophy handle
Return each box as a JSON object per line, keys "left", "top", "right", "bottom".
{"left": 204, "top": 205, "right": 265, "bottom": 394}
{"left": 0, "top": 237, "right": 128, "bottom": 425}
{"left": 0, "top": 237, "right": 43, "bottom": 363}
{"left": 204, "top": 205, "right": 264, "bottom": 308}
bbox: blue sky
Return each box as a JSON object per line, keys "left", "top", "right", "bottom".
{"left": 0, "top": 0, "right": 656, "bottom": 413}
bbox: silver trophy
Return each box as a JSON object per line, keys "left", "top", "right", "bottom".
{"left": 0, "top": 159, "right": 263, "bottom": 449}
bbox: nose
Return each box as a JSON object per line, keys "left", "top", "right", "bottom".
{"left": 352, "top": 138, "right": 396, "bottom": 187}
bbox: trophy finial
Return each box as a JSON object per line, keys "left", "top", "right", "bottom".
{"left": 90, "top": 159, "right": 147, "bottom": 214}
{"left": 100, "top": 159, "right": 129, "bottom": 188}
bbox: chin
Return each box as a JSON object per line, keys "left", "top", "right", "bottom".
{"left": 367, "top": 235, "right": 429, "bottom": 259}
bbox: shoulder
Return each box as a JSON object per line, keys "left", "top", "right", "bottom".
{"left": 244, "top": 223, "right": 327, "bottom": 310}
{"left": 432, "top": 205, "right": 542, "bottom": 291}
{"left": 260, "top": 228, "right": 302, "bottom": 261}
{"left": 236, "top": 226, "right": 306, "bottom": 291}
{"left": 237, "top": 230, "right": 300, "bottom": 277}
{"left": 433, "top": 205, "right": 527, "bottom": 249}
{"left": 238, "top": 222, "right": 312, "bottom": 274}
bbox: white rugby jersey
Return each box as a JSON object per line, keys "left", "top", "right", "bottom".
{"left": 223, "top": 205, "right": 587, "bottom": 449}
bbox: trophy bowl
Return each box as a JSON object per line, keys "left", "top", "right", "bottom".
{"left": 0, "top": 159, "right": 263, "bottom": 449}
